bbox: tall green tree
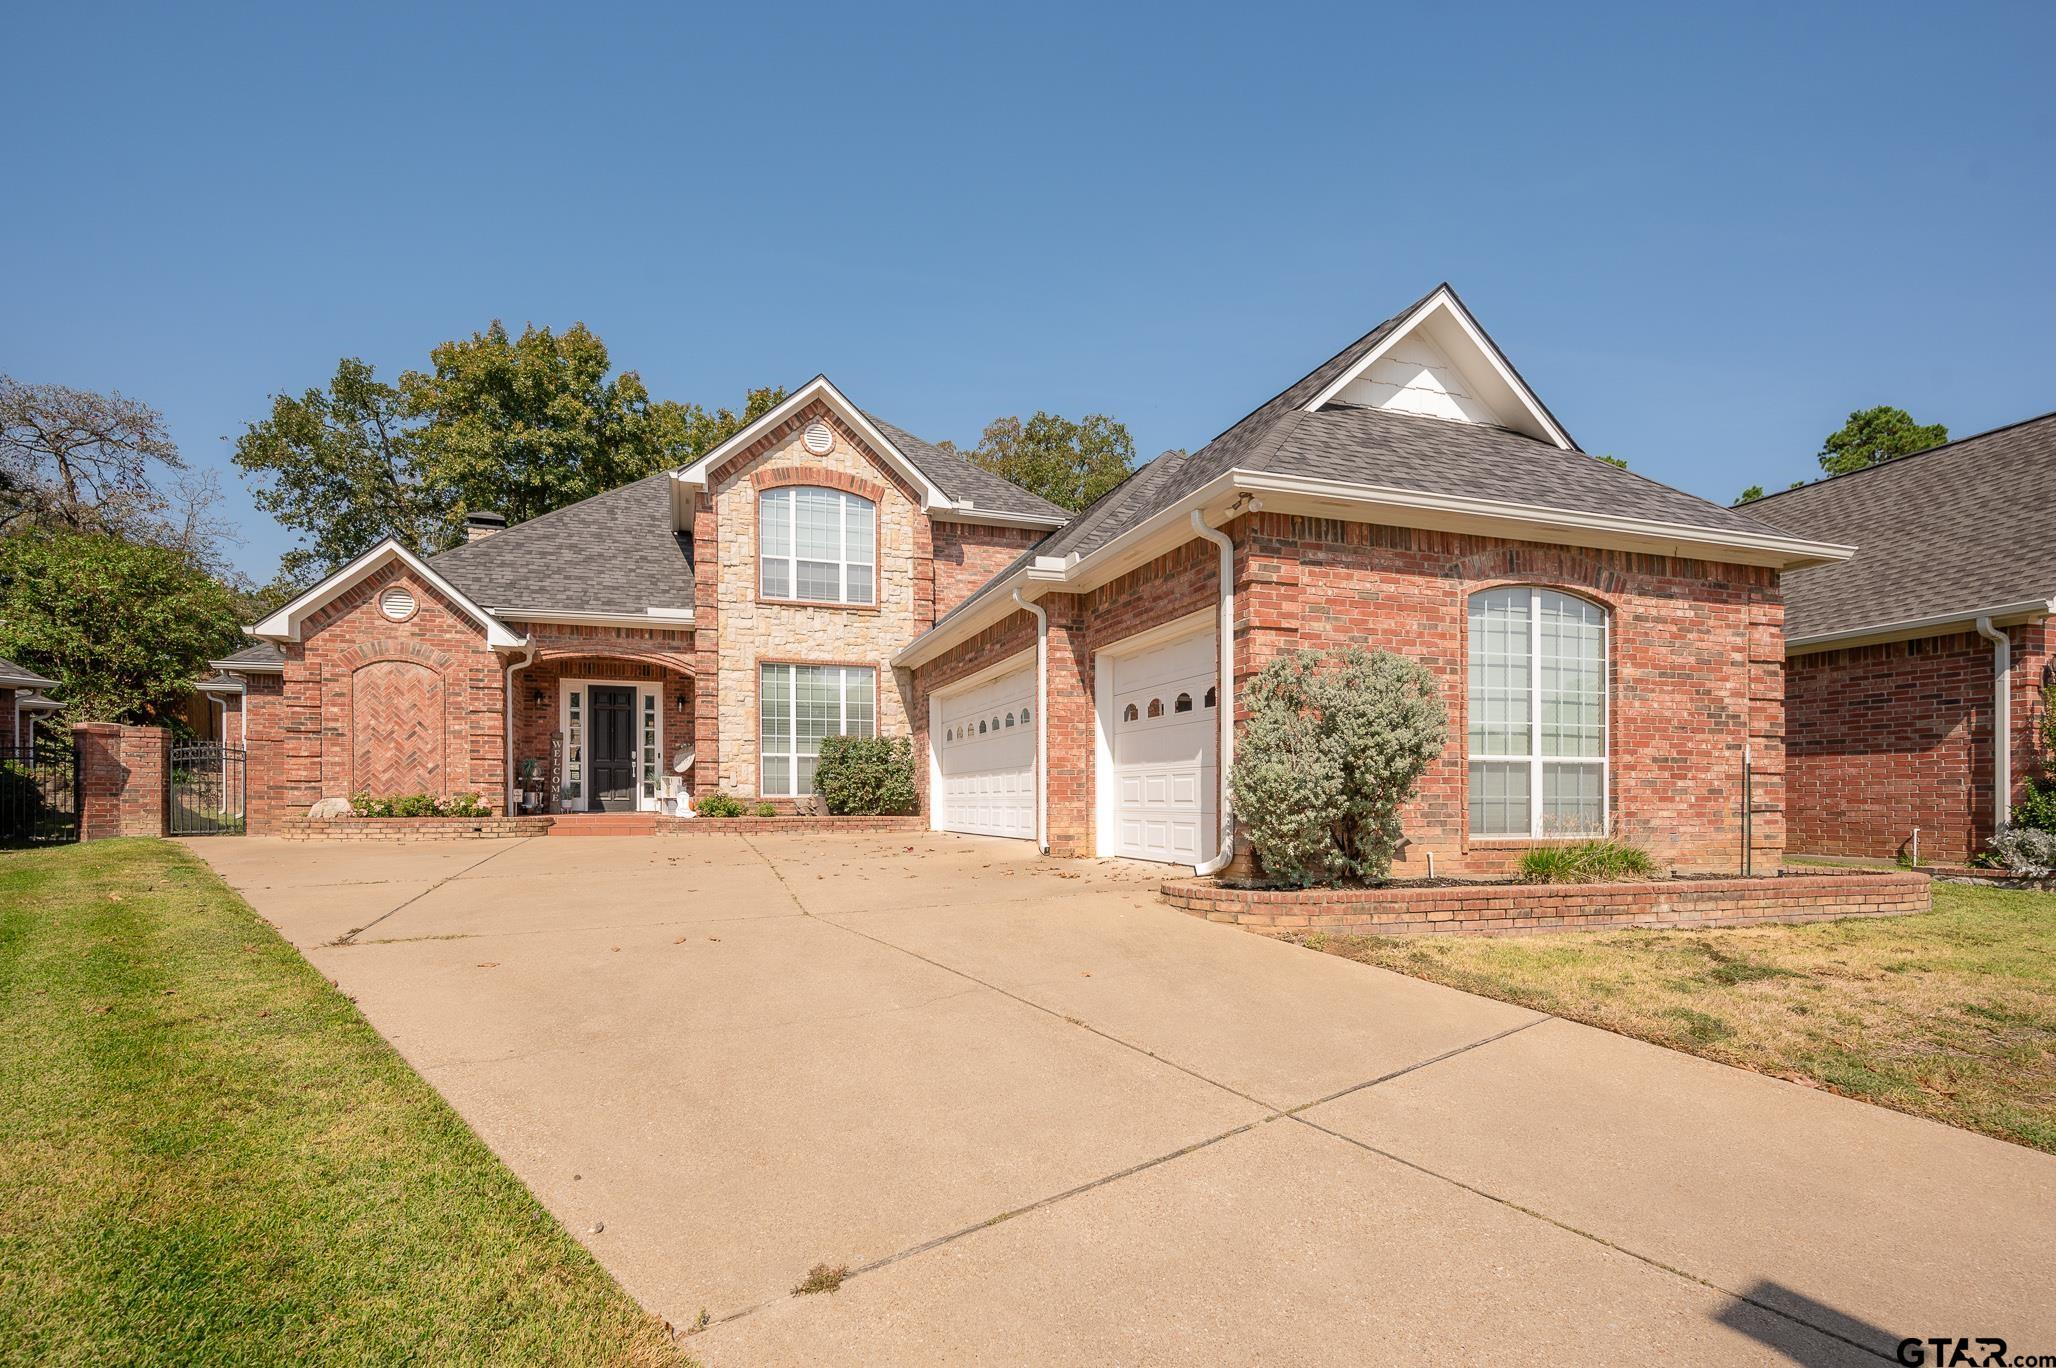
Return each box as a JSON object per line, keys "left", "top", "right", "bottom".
{"left": 950, "top": 411, "right": 1137, "bottom": 511}
{"left": 0, "top": 528, "right": 241, "bottom": 725}
{"left": 233, "top": 358, "right": 449, "bottom": 584}
{"left": 1818, "top": 406, "right": 1949, "bottom": 476}
{"left": 233, "top": 322, "right": 784, "bottom": 581}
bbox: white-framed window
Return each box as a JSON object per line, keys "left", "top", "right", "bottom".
{"left": 759, "top": 487, "right": 876, "bottom": 605}
{"left": 1467, "top": 586, "right": 1608, "bottom": 838}
{"left": 759, "top": 663, "right": 876, "bottom": 797}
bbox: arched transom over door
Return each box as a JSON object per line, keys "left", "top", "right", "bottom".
{"left": 352, "top": 659, "right": 446, "bottom": 796}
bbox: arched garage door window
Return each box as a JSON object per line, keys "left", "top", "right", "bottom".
{"left": 1467, "top": 587, "right": 1607, "bottom": 838}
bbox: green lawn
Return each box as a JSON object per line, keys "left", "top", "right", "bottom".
{"left": 1291, "top": 880, "right": 2056, "bottom": 1153}
{"left": 0, "top": 839, "right": 688, "bottom": 1366}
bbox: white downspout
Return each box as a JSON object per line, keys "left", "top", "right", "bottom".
{"left": 504, "top": 645, "right": 538, "bottom": 816}
{"left": 1013, "top": 589, "right": 1050, "bottom": 854}
{"left": 1976, "top": 617, "right": 2012, "bottom": 833}
{"left": 1191, "top": 509, "right": 1237, "bottom": 876}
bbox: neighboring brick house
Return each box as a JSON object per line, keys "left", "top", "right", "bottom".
{"left": 1749, "top": 413, "right": 2056, "bottom": 862}
{"left": 0, "top": 656, "right": 61, "bottom": 752}
{"left": 222, "top": 284, "right": 1849, "bottom": 872}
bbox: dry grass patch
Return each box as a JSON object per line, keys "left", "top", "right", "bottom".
{"left": 0, "top": 839, "right": 689, "bottom": 1366}
{"left": 1288, "top": 880, "right": 2055, "bottom": 1152}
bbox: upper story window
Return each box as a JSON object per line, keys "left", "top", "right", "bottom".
{"left": 759, "top": 487, "right": 875, "bottom": 605}
{"left": 1467, "top": 586, "right": 1608, "bottom": 838}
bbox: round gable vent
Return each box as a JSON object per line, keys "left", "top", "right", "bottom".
{"left": 802, "top": 421, "right": 834, "bottom": 455}
{"left": 379, "top": 585, "right": 418, "bottom": 622}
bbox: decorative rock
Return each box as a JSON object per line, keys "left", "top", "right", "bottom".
{"left": 308, "top": 796, "right": 355, "bottom": 820}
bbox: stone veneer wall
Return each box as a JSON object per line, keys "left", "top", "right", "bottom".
{"left": 694, "top": 400, "right": 933, "bottom": 799}
{"left": 1785, "top": 621, "right": 2051, "bottom": 862}
{"left": 909, "top": 515, "right": 1785, "bottom": 875}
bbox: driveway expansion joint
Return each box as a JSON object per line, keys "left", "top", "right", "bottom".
{"left": 327, "top": 838, "right": 538, "bottom": 946}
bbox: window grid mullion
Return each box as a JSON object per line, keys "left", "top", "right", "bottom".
{"left": 1529, "top": 588, "right": 1543, "bottom": 838}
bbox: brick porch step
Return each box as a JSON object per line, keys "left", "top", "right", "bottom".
{"left": 545, "top": 813, "right": 663, "bottom": 836}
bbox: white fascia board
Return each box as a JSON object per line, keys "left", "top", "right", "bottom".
{"left": 1303, "top": 288, "right": 1575, "bottom": 450}
{"left": 492, "top": 607, "right": 697, "bottom": 630}
{"left": 1229, "top": 471, "right": 1857, "bottom": 570}
{"left": 208, "top": 654, "right": 283, "bottom": 674}
{"left": 894, "top": 468, "right": 1855, "bottom": 670}
{"left": 926, "top": 505, "right": 1069, "bottom": 531}
{"left": 194, "top": 676, "right": 245, "bottom": 694}
{"left": 16, "top": 692, "right": 63, "bottom": 710}
{"left": 250, "top": 539, "right": 529, "bottom": 650}
{"left": 1785, "top": 598, "right": 2056, "bottom": 655}
{"left": 672, "top": 376, "right": 955, "bottom": 512}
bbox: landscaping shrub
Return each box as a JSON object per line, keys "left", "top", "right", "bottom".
{"left": 813, "top": 735, "right": 917, "bottom": 816}
{"left": 349, "top": 792, "right": 490, "bottom": 818}
{"left": 1518, "top": 839, "right": 1660, "bottom": 884}
{"left": 750, "top": 802, "right": 778, "bottom": 818}
{"left": 694, "top": 791, "right": 746, "bottom": 818}
{"left": 2008, "top": 777, "right": 2056, "bottom": 833}
{"left": 1988, "top": 824, "right": 2056, "bottom": 879}
{"left": 1228, "top": 647, "right": 1446, "bottom": 887}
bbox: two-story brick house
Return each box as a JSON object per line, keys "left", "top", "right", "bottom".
{"left": 227, "top": 285, "right": 1851, "bottom": 873}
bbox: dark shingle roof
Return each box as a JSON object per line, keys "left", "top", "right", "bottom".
{"left": 1748, "top": 412, "right": 2056, "bottom": 641}
{"left": 927, "top": 287, "right": 1788, "bottom": 636}
{"left": 213, "top": 641, "right": 286, "bottom": 672}
{"left": 865, "top": 415, "right": 1068, "bottom": 522}
{"left": 0, "top": 656, "right": 58, "bottom": 688}
{"left": 429, "top": 473, "right": 695, "bottom": 617}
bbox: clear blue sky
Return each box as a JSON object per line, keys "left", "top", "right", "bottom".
{"left": 5, "top": 1, "right": 2051, "bottom": 580}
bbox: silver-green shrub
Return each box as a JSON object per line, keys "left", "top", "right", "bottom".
{"left": 1988, "top": 823, "right": 2056, "bottom": 879}
{"left": 1228, "top": 647, "right": 1447, "bottom": 887}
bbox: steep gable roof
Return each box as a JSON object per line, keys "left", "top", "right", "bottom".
{"left": 1748, "top": 412, "right": 2056, "bottom": 644}
{"left": 430, "top": 472, "right": 696, "bottom": 620}
{"left": 675, "top": 376, "right": 1067, "bottom": 528}
{"left": 902, "top": 285, "right": 1852, "bottom": 666}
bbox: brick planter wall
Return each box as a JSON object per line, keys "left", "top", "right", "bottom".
{"left": 279, "top": 815, "right": 556, "bottom": 841}
{"left": 1159, "top": 870, "right": 1931, "bottom": 937}
{"left": 658, "top": 814, "right": 928, "bottom": 835}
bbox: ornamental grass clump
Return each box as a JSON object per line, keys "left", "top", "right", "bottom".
{"left": 1517, "top": 839, "right": 1660, "bottom": 884}
{"left": 1228, "top": 647, "right": 1447, "bottom": 888}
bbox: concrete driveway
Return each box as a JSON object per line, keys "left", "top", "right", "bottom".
{"left": 195, "top": 832, "right": 2056, "bottom": 1365}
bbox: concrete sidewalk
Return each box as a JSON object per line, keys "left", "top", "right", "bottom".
{"left": 196, "top": 832, "right": 2056, "bottom": 1365}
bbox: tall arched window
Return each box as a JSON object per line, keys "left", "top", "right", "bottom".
{"left": 759, "top": 487, "right": 876, "bottom": 604}
{"left": 1468, "top": 587, "right": 1608, "bottom": 837}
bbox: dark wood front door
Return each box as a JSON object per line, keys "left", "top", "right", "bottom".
{"left": 587, "top": 687, "right": 637, "bottom": 811}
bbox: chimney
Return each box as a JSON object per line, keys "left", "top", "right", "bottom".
{"left": 465, "top": 511, "right": 507, "bottom": 542}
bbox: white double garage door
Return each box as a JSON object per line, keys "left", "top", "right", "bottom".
{"left": 933, "top": 619, "right": 1218, "bottom": 865}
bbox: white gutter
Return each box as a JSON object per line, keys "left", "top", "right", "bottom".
{"left": 1976, "top": 618, "right": 2013, "bottom": 834}
{"left": 504, "top": 645, "right": 538, "bottom": 816}
{"left": 1012, "top": 590, "right": 1050, "bottom": 854}
{"left": 1786, "top": 598, "right": 2056, "bottom": 654}
{"left": 1190, "top": 510, "right": 1238, "bottom": 876}
{"left": 895, "top": 468, "right": 1855, "bottom": 671}
{"left": 490, "top": 607, "right": 696, "bottom": 630}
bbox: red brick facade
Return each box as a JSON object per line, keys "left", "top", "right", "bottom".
{"left": 77, "top": 723, "right": 169, "bottom": 840}
{"left": 1785, "top": 622, "right": 2051, "bottom": 862}
{"left": 909, "top": 517, "right": 1784, "bottom": 875}
{"left": 931, "top": 522, "right": 1045, "bottom": 618}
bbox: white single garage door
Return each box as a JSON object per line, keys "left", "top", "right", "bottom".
{"left": 1107, "top": 629, "right": 1218, "bottom": 864}
{"left": 937, "top": 664, "right": 1036, "bottom": 840}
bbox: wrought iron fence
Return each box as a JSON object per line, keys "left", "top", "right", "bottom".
{"left": 169, "top": 743, "right": 246, "bottom": 836}
{"left": 0, "top": 743, "right": 78, "bottom": 845}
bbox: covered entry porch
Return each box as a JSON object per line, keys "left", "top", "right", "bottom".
{"left": 508, "top": 637, "right": 695, "bottom": 816}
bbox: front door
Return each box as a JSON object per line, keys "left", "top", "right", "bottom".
{"left": 588, "top": 687, "right": 637, "bottom": 811}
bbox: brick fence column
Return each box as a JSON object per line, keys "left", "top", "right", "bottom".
{"left": 74, "top": 723, "right": 168, "bottom": 840}
{"left": 118, "top": 726, "right": 170, "bottom": 837}
{"left": 75, "top": 723, "right": 122, "bottom": 841}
